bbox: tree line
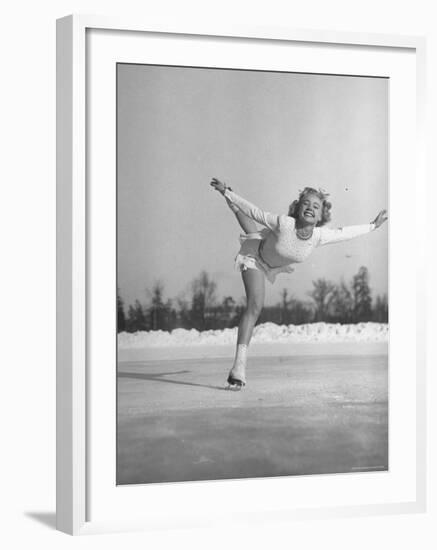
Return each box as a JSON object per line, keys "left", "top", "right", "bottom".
{"left": 117, "top": 266, "right": 388, "bottom": 333}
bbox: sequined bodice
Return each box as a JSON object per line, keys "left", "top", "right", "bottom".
{"left": 258, "top": 216, "right": 319, "bottom": 268}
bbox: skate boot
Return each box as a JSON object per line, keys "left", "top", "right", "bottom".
{"left": 227, "top": 368, "right": 246, "bottom": 390}
{"left": 226, "top": 344, "right": 247, "bottom": 390}
{"left": 227, "top": 361, "right": 246, "bottom": 390}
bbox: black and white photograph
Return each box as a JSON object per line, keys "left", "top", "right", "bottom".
{"left": 1, "top": 0, "right": 434, "bottom": 542}
{"left": 116, "top": 63, "right": 389, "bottom": 485}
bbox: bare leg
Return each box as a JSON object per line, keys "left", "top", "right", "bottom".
{"left": 225, "top": 197, "right": 258, "bottom": 234}
{"left": 238, "top": 268, "right": 265, "bottom": 345}
{"left": 228, "top": 268, "right": 265, "bottom": 386}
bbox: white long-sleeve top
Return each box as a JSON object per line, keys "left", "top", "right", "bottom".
{"left": 224, "top": 189, "right": 376, "bottom": 271}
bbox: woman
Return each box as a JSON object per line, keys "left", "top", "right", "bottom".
{"left": 210, "top": 177, "right": 387, "bottom": 389}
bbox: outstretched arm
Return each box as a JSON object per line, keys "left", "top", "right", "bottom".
{"left": 318, "top": 210, "right": 387, "bottom": 246}
{"left": 210, "top": 178, "right": 280, "bottom": 231}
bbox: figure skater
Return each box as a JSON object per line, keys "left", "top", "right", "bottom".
{"left": 210, "top": 177, "right": 387, "bottom": 389}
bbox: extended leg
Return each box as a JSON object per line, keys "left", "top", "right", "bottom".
{"left": 225, "top": 197, "right": 259, "bottom": 234}
{"left": 227, "top": 268, "right": 265, "bottom": 388}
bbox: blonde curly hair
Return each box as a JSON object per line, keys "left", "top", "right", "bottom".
{"left": 288, "top": 187, "right": 332, "bottom": 227}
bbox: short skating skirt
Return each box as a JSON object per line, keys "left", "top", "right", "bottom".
{"left": 234, "top": 230, "right": 295, "bottom": 284}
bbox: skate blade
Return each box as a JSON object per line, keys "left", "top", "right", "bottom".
{"left": 226, "top": 376, "right": 245, "bottom": 390}
{"left": 226, "top": 383, "right": 243, "bottom": 391}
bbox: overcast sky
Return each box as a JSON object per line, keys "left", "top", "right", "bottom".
{"left": 117, "top": 64, "right": 388, "bottom": 308}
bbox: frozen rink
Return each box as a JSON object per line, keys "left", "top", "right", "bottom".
{"left": 117, "top": 341, "right": 388, "bottom": 485}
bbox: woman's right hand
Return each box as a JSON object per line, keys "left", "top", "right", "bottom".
{"left": 210, "top": 177, "right": 227, "bottom": 194}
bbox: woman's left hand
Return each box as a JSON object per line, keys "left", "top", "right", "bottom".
{"left": 372, "top": 209, "right": 388, "bottom": 228}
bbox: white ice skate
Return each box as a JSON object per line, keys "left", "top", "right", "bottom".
{"left": 226, "top": 362, "right": 246, "bottom": 390}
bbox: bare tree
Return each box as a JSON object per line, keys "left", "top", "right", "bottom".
{"left": 189, "top": 271, "right": 217, "bottom": 330}
{"left": 148, "top": 281, "right": 165, "bottom": 330}
{"left": 352, "top": 266, "right": 372, "bottom": 321}
{"left": 126, "top": 299, "right": 148, "bottom": 332}
{"left": 308, "top": 278, "right": 335, "bottom": 322}
{"left": 117, "top": 288, "right": 126, "bottom": 333}
{"left": 330, "top": 279, "right": 354, "bottom": 323}
{"left": 279, "top": 288, "right": 290, "bottom": 324}
{"left": 373, "top": 293, "right": 388, "bottom": 322}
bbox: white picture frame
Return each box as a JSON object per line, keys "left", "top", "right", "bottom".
{"left": 56, "top": 14, "right": 427, "bottom": 535}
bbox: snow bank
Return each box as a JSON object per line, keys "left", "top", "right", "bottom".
{"left": 118, "top": 322, "right": 388, "bottom": 349}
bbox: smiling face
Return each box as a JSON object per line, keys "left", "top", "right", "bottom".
{"left": 297, "top": 193, "right": 323, "bottom": 226}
